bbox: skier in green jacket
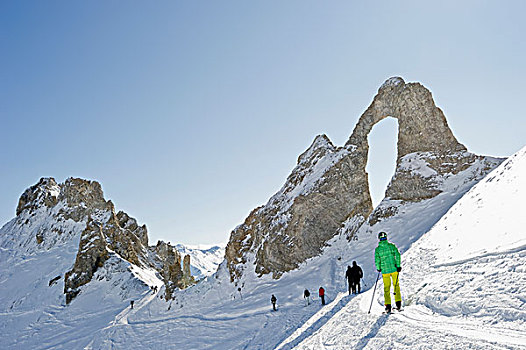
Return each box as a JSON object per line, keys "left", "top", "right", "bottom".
{"left": 374, "top": 231, "right": 402, "bottom": 313}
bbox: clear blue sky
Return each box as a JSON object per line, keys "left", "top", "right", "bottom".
{"left": 1, "top": 1, "right": 525, "bottom": 246}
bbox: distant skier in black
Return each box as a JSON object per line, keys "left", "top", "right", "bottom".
{"left": 345, "top": 261, "right": 363, "bottom": 295}
{"left": 271, "top": 294, "right": 277, "bottom": 311}
{"left": 130, "top": 300, "right": 134, "bottom": 309}
{"left": 304, "top": 289, "right": 311, "bottom": 305}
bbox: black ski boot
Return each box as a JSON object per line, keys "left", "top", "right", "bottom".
{"left": 385, "top": 304, "right": 391, "bottom": 313}
{"left": 395, "top": 301, "right": 402, "bottom": 311}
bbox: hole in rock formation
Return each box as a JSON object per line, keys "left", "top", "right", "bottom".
{"left": 366, "top": 117, "right": 399, "bottom": 208}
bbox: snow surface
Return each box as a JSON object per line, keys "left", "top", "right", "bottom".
{"left": 398, "top": 152, "right": 438, "bottom": 178}
{"left": 1, "top": 146, "right": 524, "bottom": 349}
{"left": 293, "top": 146, "right": 526, "bottom": 349}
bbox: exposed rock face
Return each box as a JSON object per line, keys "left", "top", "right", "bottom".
{"left": 64, "top": 219, "right": 109, "bottom": 303}
{"left": 225, "top": 77, "right": 502, "bottom": 282}
{"left": 154, "top": 241, "right": 185, "bottom": 300}
{"left": 182, "top": 254, "right": 195, "bottom": 287}
{"left": 16, "top": 177, "right": 60, "bottom": 216}
{"left": 347, "top": 77, "right": 474, "bottom": 204}
{"left": 347, "top": 77, "right": 500, "bottom": 223}
{"left": 226, "top": 134, "right": 373, "bottom": 280}
{"left": 12, "top": 177, "right": 192, "bottom": 303}
{"left": 348, "top": 77, "right": 465, "bottom": 158}
{"left": 174, "top": 244, "right": 226, "bottom": 280}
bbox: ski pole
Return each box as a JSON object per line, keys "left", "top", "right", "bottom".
{"left": 368, "top": 272, "right": 381, "bottom": 314}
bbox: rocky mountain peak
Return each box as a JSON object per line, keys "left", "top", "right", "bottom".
{"left": 60, "top": 177, "right": 107, "bottom": 210}
{"left": 297, "top": 134, "right": 335, "bottom": 166}
{"left": 4, "top": 177, "right": 194, "bottom": 304}
{"left": 226, "top": 132, "right": 372, "bottom": 280}
{"left": 225, "top": 77, "right": 503, "bottom": 282}
{"left": 16, "top": 177, "right": 60, "bottom": 216}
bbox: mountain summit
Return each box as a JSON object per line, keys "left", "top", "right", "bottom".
{"left": 225, "top": 77, "right": 503, "bottom": 282}
{"left": 2, "top": 177, "right": 194, "bottom": 304}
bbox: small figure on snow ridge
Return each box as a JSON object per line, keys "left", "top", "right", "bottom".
{"left": 271, "top": 294, "right": 277, "bottom": 311}
{"left": 304, "top": 289, "right": 310, "bottom": 305}
{"left": 319, "top": 286, "right": 325, "bottom": 306}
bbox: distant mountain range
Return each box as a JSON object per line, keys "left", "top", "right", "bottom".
{"left": 174, "top": 244, "right": 225, "bottom": 280}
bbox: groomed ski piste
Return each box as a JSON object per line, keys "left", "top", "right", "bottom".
{"left": 1, "top": 146, "right": 525, "bottom": 350}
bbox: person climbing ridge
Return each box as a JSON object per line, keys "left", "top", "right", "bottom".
{"left": 271, "top": 294, "right": 277, "bottom": 311}
{"left": 345, "top": 261, "right": 363, "bottom": 295}
{"left": 319, "top": 286, "right": 325, "bottom": 305}
{"left": 374, "top": 231, "right": 402, "bottom": 313}
{"left": 130, "top": 300, "right": 134, "bottom": 309}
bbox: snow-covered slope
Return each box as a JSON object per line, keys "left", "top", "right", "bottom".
{"left": 0, "top": 178, "right": 182, "bottom": 349}
{"left": 175, "top": 244, "right": 225, "bottom": 280}
{"left": 292, "top": 146, "right": 526, "bottom": 349}
{"left": 0, "top": 129, "right": 522, "bottom": 349}
{"left": 1, "top": 149, "right": 519, "bottom": 349}
{"left": 78, "top": 145, "right": 517, "bottom": 350}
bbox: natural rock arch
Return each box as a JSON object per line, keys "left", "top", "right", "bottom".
{"left": 226, "top": 77, "right": 484, "bottom": 281}
{"left": 348, "top": 77, "right": 465, "bottom": 157}
{"left": 346, "top": 76, "right": 469, "bottom": 203}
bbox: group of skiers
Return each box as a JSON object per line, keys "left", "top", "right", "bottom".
{"left": 271, "top": 286, "right": 326, "bottom": 311}
{"left": 270, "top": 231, "right": 402, "bottom": 314}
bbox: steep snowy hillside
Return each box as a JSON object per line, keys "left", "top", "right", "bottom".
{"left": 81, "top": 150, "right": 513, "bottom": 349}
{"left": 80, "top": 141, "right": 521, "bottom": 350}
{"left": 0, "top": 177, "right": 193, "bottom": 349}
{"left": 291, "top": 145, "right": 526, "bottom": 349}
{"left": 175, "top": 244, "right": 225, "bottom": 280}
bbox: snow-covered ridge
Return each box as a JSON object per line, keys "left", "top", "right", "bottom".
{"left": 293, "top": 145, "right": 526, "bottom": 349}
{"left": 417, "top": 145, "right": 526, "bottom": 264}
{"left": 73, "top": 145, "right": 521, "bottom": 350}
{"left": 0, "top": 176, "right": 193, "bottom": 309}
{"left": 267, "top": 134, "right": 353, "bottom": 215}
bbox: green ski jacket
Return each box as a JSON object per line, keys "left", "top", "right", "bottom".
{"left": 375, "top": 240, "right": 401, "bottom": 274}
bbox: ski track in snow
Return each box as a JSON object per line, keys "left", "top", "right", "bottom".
{"left": 294, "top": 242, "right": 526, "bottom": 349}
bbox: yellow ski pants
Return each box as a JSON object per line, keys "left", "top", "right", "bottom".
{"left": 382, "top": 271, "right": 401, "bottom": 305}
